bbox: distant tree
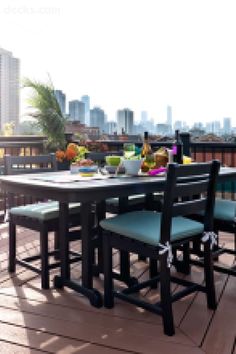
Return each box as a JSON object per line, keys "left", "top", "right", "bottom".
{"left": 23, "top": 78, "right": 67, "bottom": 151}
{"left": 18, "top": 120, "right": 42, "bottom": 135}
{"left": 1, "top": 122, "right": 15, "bottom": 136}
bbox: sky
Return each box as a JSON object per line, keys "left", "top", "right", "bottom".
{"left": 1, "top": 0, "right": 236, "bottom": 125}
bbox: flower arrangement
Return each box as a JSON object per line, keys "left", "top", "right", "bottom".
{"left": 55, "top": 143, "right": 88, "bottom": 163}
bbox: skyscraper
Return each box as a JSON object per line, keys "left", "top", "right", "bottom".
{"left": 90, "top": 107, "right": 105, "bottom": 132}
{"left": 117, "top": 108, "right": 134, "bottom": 134}
{"left": 107, "top": 121, "right": 117, "bottom": 134}
{"left": 0, "top": 48, "right": 20, "bottom": 131}
{"left": 81, "top": 95, "right": 90, "bottom": 125}
{"left": 69, "top": 100, "right": 85, "bottom": 123}
{"left": 223, "top": 117, "right": 231, "bottom": 134}
{"left": 174, "top": 120, "right": 182, "bottom": 131}
{"left": 140, "top": 111, "right": 148, "bottom": 125}
{"left": 54, "top": 90, "right": 66, "bottom": 115}
{"left": 166, "top": 105, "right": 172, "bottom": 134}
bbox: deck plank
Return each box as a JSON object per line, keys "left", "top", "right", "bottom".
{"left": 0, "top": 291, "right": 195, "bottom": 351}
{"left": 0, "top": 321, "right": 130, "bottom": 354}
{"left": 202, "top": 276, "right": 236, "bottom": 354}
{"left": 0, "top": 223, "right": 235, "bottom": 353}
{"left": 0, "top": 341, "right": 42, "bottom": 354}
{"left": 179, "top": 239, "right": 235, "bottom": 345}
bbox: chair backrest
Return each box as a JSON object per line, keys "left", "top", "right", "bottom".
{"left": 85, "top": 151, "right": 123, "bottom": 166}
{"left": 4, "top": 154, "right": 57, "bottom": 175}
{"left": 3, "top": 154, "right": 58, "bottom": 211}
{"left": 160, "top": 161, "right": 220, "bottom": 244}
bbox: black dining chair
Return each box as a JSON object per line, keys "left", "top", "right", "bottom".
{"left": 4, "top": 154, "right": 83, "bottom": 289}
{"left": 100, "top": 161, "right": 220, "bottom": 336}
{"left": 85, "top": 151, "right": 163, "bottom": 213}
{"left": 190, "top": 198, "right": 236, "bottom": 276}
{"left": 86, "top": 150, "right": 163, "bottom": 274}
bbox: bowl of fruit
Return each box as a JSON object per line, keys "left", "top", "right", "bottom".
{"left": 77, "top": 159, "right": 97, "bottom": 176}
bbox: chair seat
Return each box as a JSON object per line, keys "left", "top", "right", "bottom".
{"left": 10, "top": 201, "right": 81, "bottom": 221}
{"left": 214, "top": 199, "right": 236, "bottom": 222}
{"left": 100, "top": 210, "right": 204, "bottom": 246}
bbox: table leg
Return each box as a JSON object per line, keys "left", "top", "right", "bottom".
{"left": 54, "top": 202, "right": 70, "bottom": 288}
{"left": 81, "top": 202, "right": 93, "bottom": 288}
{"left": 54, "top": 201, "right": 103, "bottom": 307}
{"left": 95, "top": 200, "right": 106, "bottom": 273}
{"left": 81, "top": 201, "right": 103, "bottom": 307}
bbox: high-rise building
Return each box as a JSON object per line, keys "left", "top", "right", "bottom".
{"left": 205, "top": 122, "right": 214, "bottom": 133}
{"left": 140, "top": 111, "right": 148, "bottom": 125}
{"left": 166, "top": 105, "right": 172, "bottom": 134}
{"left": 223, "top": 117, "right": 231, "bottom": 134}
{"left": 90, "top": 107, "right": 105, "bottom": 132}
{"left": 212, "top": 120, "right": 221, "bottom": 135}
{"left": 54, "top": 90, "right": 66, "bottom": 115}
{"left": 174, "top": 120, "right": 182, "bottom": 131}
{"left": 107, "top": 121, "right": 117, "bottom": 134}
{"left": 0, "top": 48, "right": 20, "bottom": 131}
{"left": 81, "top": 95, "right": 90, "bottom": 125}
{"left": 69, "top": 100, "right": 85, "bottom": 123}
{"left": 117, "top": 108, "right": 134, "bottom": 134}
{"left": 156, "top": 123, "right": 169, "bottom": 135}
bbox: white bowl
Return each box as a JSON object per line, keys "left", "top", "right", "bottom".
{"left": 122, "top": 159, "right": 142, "bottom": 175}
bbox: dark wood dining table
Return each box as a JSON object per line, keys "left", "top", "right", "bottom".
{"left": 1, "top": 166, "right": 236, "bottom": 306}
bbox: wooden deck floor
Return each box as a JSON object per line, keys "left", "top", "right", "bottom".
{"left": 0, "top": 223, "right": 235, "bottom": 354}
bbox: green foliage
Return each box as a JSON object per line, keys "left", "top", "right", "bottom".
{"left": 18, "top": 120, "right": 41, "bottom": 135}
{"left": 23, "top": 78, "right": 67, "bottom": 151}
{"left": 2, "top": 122, "right": 15, "bottom": 136}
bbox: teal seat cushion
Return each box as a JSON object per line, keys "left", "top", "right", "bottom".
{"left": 214, "top": 199, "right": 236, "bottom": 222}
{"left": 100, "top": 211, "right": 204, "bottom": 246}
{"left": 10, "top": 201, "right": 81, "bottom": 221}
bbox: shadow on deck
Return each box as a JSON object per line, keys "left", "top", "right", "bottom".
{"left": 0, "top": 223, "right": 235, "bottom": 354}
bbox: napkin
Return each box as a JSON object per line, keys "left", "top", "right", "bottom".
{"left": 148, "top": 167, "right": 167, "bottom": 176}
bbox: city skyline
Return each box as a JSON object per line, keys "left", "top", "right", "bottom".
{"left": 1, "top": 0, "right": 236, "bottom": 125}
{"left": 0, "top": 47, "right": 20, "bottom": 130}
{"left": 52, "top": 88, "right": 234, "bottom": 132}
{"left": 55, "top": 88, "right": 233, "bottom": 135}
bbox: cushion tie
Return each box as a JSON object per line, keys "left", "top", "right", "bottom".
{"left": 158, "top": 241, "right": 173, "bottom": 268}
{"left": 201, "top": 231, "right": 218, "bottom": 249}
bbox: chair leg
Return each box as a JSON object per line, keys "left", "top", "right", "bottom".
{"left": 8, "top": 221, "right": 16, "bottom": 273}
{"left": 234, "top": 233, "right": 236, "bottom": 259}
{"left": 138, "top": 255, "right": 147, "bottom": 262}
{"left": 40, "top": 225, "right": 50, "bottom": 289}
{"left": 103, "top": 234, "right": 114, "bottom": 308}
{"left": 149, "top": 258, "right": 158, "bottom": 289}
{"left": 54, "top": 231, "right": 60, "bottom": 260}
{"left": 212, "top": 229, "right": 219, "bottom": 261}
{"left": 120, "top": 250, "right": 130, "bottom": 282}
{"left": 160, "top": 254, "right": 175, "bottom": 336}
{"left": 182, "top": 242, "right": 190, "bottom": 275}
{"left": 203, "top": 240, "right": 217, "bottom": 310}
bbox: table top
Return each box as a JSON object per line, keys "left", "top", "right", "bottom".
{"left": 1, "top": 167, "right": 236, "bottom": 203}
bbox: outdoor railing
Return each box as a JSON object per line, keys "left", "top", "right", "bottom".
{"left": 189, "top": 140, "right": 236, "bottom": 200}
{"left": 0, "top": 133, "right": 236, "bottom": 221}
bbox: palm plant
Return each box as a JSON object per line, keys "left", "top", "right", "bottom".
{"left": 23, "top": 78, "right": 67, "bottom": 151}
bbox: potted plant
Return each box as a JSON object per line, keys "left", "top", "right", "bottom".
{"left": 122, "top": 145, "right": 143, "bottom": 175}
